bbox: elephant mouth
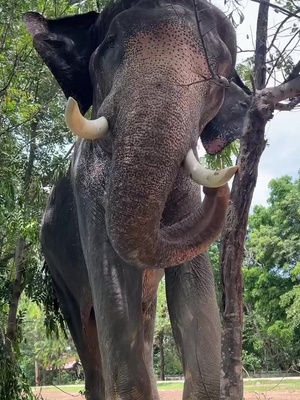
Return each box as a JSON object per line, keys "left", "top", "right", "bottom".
{"left": 65, "top": 97, "right": 238, "bottom": 188}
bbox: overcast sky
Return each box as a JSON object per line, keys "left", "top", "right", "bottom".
{"left": 210, "top": 0, "right": 300, "bottom": 208}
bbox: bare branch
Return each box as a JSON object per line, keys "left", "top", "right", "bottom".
{"left": 237, "top": 48, "right": 255, "bottom": 53}
{"left": 63, "top": 143, "right": 75, "bottom": 160}
{"left": 275, "top": 98, "right": 300, "bottom": 110}
{"left": 261, "top": 74, "right": 300, "bottom": 104}
{"left": 266, "top": 29, "right": 300, "bottom": 86}
{"left": 267, "top": 14, "right": 292, "bottom": 54}
{"left": 193, "top": 0, "right": 215, "bottom": 80}
{"left": 192, "top": 2, "right": 230, "bottom": 88}
{"left": 251, "top": 0, "right": 300, "bottom": 18}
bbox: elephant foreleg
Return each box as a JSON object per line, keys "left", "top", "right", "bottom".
{"left": 86, "top": 241, "right": 153, "bottom": 400}
{"left": 165, "top": 253, "right": 221, "bottom": 400}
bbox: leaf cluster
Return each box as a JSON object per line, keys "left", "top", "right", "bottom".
{"left": 243, "top": 173, "right": 300, "bottom": 371}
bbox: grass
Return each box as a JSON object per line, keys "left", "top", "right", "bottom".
{"left": 33, "top": 385, "right": 84, "bottom": 393}
{"left": 157, "top": 381, "right": 184, "bottom": 390}
{"left": 244, "top": 378, "right": 300, "bottom": 392}
{"left": 32, "top": 377, "right": 300, "bottom": 394}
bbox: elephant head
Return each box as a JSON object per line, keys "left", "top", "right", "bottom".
{"left": 24, "top": 0, "right": 249, "bottom": 269}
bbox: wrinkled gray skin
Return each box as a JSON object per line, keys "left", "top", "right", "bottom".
{"left": 24, "top": 0, "right": 250, "bottom": 399}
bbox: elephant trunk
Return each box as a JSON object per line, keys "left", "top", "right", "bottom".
{"left": 106, "top": 95, "right": 229, "bottom": 269}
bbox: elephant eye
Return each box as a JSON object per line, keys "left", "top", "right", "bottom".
{"left": 98, "top": 34, "right": 116, "bottom": 56}
{"left": 239, "top": 101, "right": 248, "bottom": 109}
{"left": 107, "top": 34, "right": 116, "bottom": 49}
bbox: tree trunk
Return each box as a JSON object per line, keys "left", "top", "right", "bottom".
{"left": 220, "top": 2, "right": 269, "bottom": 399}
{"left": 158, "top": 332, "right": 165, "bottom": 381}
{"left": 35, "top": 360, "right": 40, "bottom": 386}
{"left": 220, "top": 99, "right": 267, "bottom": 400}
{"left": 24, "top": 120, "right": 38, "bottom": 199}
{"left": 5, "top": 119, "right": 39, "bottom": 350}
{"left": 5, "top": 237, "right": 26, "bottom": 350}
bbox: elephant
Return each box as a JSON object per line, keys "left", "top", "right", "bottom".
{"left": 24, "top": 0, "right": 250, "bottom": 399}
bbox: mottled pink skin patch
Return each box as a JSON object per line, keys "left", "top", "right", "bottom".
{"left": 204, "top": 137, "right": 227, "bottom": 155}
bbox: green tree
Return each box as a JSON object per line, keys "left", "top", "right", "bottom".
{"left": 243, "top": 174, "right": 300, "bottom": 372}
{"left": 154, "top": 280, "right": 182, "bottom": 379}
{"left": 0, "top": 1, "right": 104, "bottom": 397}
{"left": 19, "top": 299, "right": 78, "bottom": 386}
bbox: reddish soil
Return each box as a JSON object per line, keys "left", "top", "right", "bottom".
{"left": 33, "top": 388, "right": 300, "bottom": 400}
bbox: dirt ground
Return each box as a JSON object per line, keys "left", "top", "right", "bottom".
{"left": 33, "top": 388, "right": 300, "bottom": 400}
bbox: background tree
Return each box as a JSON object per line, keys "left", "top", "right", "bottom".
{"left": 1, "top": 0, "right": 300, "bottom": 398}
{"left": 19, "top": 298, "right": 78, "bottom": 386}
{"left": 218, "top": 1, "right": 300, "bottom": 399}
{"left": 0, "top": 1, "right": 108, "bottom": 398}
{"left": 243, "top": 174, "right": 300, "bottom": 372}
{"left": 154, "top": 280, "right": 182, "bottom": 380}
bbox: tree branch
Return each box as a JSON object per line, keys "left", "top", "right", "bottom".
{"left": 254, "top": 0, "right": 270, "bottom": 89}
{"left": 251, "top": 0, "right": 300, "bottom": 18}
{"left": 275, "top": 97, "right": 300, "bottom": 110}
{"left": 5, "top": 238, "right": 26, "bottom": 349}
{"left": 267, "top": 14, "right": 292, "bottom": 54}
{"left": 266, "top": 29, "right": 300, "bottom": 86}
{"left": 260, "top": 74, "right": 300, "bottom": 105}
{"left": 192, "top": 1, "right": 230, "bottom": 88}
{"left": 0, "top": 242, "right": 32, "bottom": 266}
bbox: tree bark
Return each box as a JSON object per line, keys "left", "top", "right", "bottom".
{"left": 158, "top": 332, "right": 165, "bottom": 381}
{"left": 24, "top": 120, "right": 38, "bottom": 197}
{"left": 220, "top": 98, "right": 268, "bottom": 400}
{"left": 220, "top": 2, "right": 270, "bottom": 399}
{"left": 35, "top": 360, "right": 40, "bottom": 386}
{"left": 5, "top": 237, "right": 26, "bottom": 350}
{"left": 254, "top": 0, "right": 270, "bottom": 90}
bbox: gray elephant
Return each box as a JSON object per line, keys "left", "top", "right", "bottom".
{"left": 24, "top": 0, "right": 250, "bottom": 399}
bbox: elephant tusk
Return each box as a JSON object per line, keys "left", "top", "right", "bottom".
{"left": 65, "top": 97, "right": 109, "bottom": 140}
{"left": 184, "top": 149, "right": 238, "bottom": 188}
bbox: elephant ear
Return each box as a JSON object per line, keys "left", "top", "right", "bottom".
{"left": 23, "top": 11, "right": 99, "bottom": 114}
{"left": 201, "top": 73, "right": 251, "bottom": 155}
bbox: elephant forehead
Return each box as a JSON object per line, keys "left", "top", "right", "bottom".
{"left": 124, "top": 20, "right": 211, "bottom": 83}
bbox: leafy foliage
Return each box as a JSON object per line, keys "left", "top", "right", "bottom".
{"left": 0, "top": 0, "right": 104, "bottom": 397}
{"left": 0, "top": 340, "right": 34, "bottom": 400}
{"left": 243, "top": 174, "right": 300, "bottom": 371}
{"left": 154, "top": 280, "right": 182, "bottom": 377}
{"left": 1, "top": 0, "right": 300, "bottom": 395}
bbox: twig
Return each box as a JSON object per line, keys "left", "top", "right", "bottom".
{"left": 0, "top": 54, "right": 19, "bottom": 98}
{"left": 285, "top": 59, "right": 300, "bottom": 82}
{"left": 64, "top": 143, "right": 75, "bottom": 159}
{"left": 251, "top": 0, "right": 300, "bottom": 18}
{"left": 46, "top": 384, "right": 82, "bottom": 397}
{"left": 266, "top": 29, "right": 300, "bottom": 86}
{"left": 193, "top": 0, "right": 215, "bottom": 80}
{"left": 192, "top": 1, "right": 230, "bottom": 88}
{"left": 267, "top": 14, "right": 293, "bottom": 54}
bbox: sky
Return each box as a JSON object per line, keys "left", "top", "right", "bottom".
{"left": 209, "top": 0, "right": 300, "bottom": 208}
